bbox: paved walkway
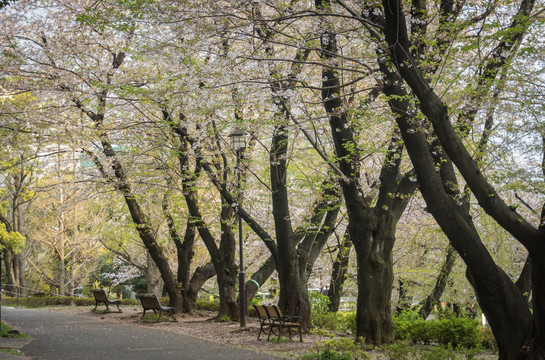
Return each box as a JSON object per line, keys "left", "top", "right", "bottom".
{"left": 0, "top": 336, "right": 30, "bottom": 360}
{"left": 1, "top": 307, "right": 284, "bottom": 360}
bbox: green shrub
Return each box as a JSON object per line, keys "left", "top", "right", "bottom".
{"left": 411, "top": 320, "right": 437, "bottom": 344}
{"left": 480, "top": 326, "right": 497, "bottom": 352}
{"left": 310, "top": 292, "right": 331, "bottom": 315}
{"left": 394, "top": 309, "right": 422, "bottom": 322}
{"left": 219, "top": 315, "right": 231, "bottom": 322}
{"left": 393, "top": 315, "right": 484, "bottom": 349}
{"left": 343, "top": 311, "right": 357, "bottom": 335}
{"left": 313, "top": 312, "right": 346, "bottom": 332}
{"left": 312, "top": 311, "right": 356, "bottom": 335}
{"left": 393, "top": 319, "right": 410, "bottom": 341}
{"left": 195, "top": 298, "right": 220, "bottom": 312}
{"left": 317, "top": 348, "right": 353, "bottom": 360}
{"left": 437, "top": 317, "right": 482, "bottom": 348}
{"left": 416, "top": 345, "right": 456, "bottom": 360}
{"left": 383, "top": 342, "right": 411, "bottom": 360}
{"left": 317, "top": 337, "right": 369, "bottom": 360}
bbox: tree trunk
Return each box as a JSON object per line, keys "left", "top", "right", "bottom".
{"left": 394, "top": 101, "right": 533, "bottom": 359}
{"left": 185, "top": 262, "right": 216, "bottom": 314}
{"left": 110, "top": 155, "right": 182, "bottom": 309}
{"left": 515, "top": 256, "right": 532, "bottom": 303}
{"left": 244, "top": 180, "right": 340, "bottom": 308}
{"left": 380, "top": 0, "right": 542, "bottom": 356}
{"left": 328, "top": 230, "right": 352, "bottom": 313}
{"left": 419, "top": 244, "right": 457, "bottom": 320}
{"left": 395, "top": 279, "right": 412, "bottom": 315}
{"left": 145, "top": 253, "right": 160, "bottom": 295}
{"left": 75, "top": 51, "right": 183, "bottom": 311}
{"left": 316, "top": 2, "right": 415, "bottom": 342}
{"left": 245, "top": 256, "right": 275, "bottom": 305}
{"left": 162, "top": 184, "right": 197, "bottom": 313}
{"left": 57, "top": 249, "right": 65, "bottom": 296}
{"left": 4, "top": 250, "right": 17, "bottom": 296}
{"left": 179, "top": 222, "right": 197, "bottom": 311}
{"left": 171, "top": 118, "right": 239, "bottom": 321}
{"left": 270, "top": 123, "right": 311, "bottom": 330}
{"left": 352, "top": 214, "right": 396, "bottom": 345}
{"left": 216, "top": 200, "right": 239, "bottom": 320}
{"left": 530, "top": 230, "right": 545, "bottom": 358}
{"left": 16, "top": 254, "right": 26, "bottom": 297}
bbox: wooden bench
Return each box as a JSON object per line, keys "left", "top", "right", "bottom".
{"left": 136, "top": 293, "right": 177, "bottom": 322}
{"left": 90, "top": 288, "right": 122, "bottom": 313}
{"left": 253, "top": 304, "right": 303, "bottom": 342}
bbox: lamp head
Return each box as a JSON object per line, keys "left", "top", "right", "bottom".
{"left": 228, "top": 127, "right": 247, "bottom": 150}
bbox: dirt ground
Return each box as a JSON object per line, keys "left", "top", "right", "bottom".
{"left": 43, "top": 305, "right": 327, "bottom": 359}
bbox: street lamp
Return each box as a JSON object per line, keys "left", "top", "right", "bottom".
{"left": 228, "top": 127, "right": 247, "bottom": 327}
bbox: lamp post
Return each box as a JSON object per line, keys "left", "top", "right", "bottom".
{"left": 229, "top": 127, "right": 247, "bottom": 327}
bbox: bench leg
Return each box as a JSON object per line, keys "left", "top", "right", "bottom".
{"left": 267, "top": 325, "right": 274, "bottom": 342}
{"left": 257, "top": 323, "right": 267, "bottom": 341}
{"left": 277, "top": 325, "right": 283, "bottom": 343}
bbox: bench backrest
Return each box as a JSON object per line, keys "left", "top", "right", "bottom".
{"left": 253, "top": 305, "right": 269, "bottom": 319}
{"left": 90, "top": 289, "right": 108, "bottom": 302}
{"left": 136, "top": 293, "right": 161, "bottom": 310}
{"left": 264, "top": 305, "right": 280, "bottom": 319}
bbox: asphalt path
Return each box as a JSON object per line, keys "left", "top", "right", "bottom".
{"left": 2, "top": 307, "right": 283, "bottom": 360}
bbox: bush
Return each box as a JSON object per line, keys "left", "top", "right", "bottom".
{"left": 437, "top": 317, "right": 483, "bottom": 348}
{"left": 480, "top": 326, "right": 497, "bottom": 352}
{"left": 317, "top": 337, "right": 369, "bottom": 360}
{"left": 310, "top": 292, "right": 331, "bottom": 315}
{"left": 395, "top": 309, "right": 422, "bottom": 322}
{"left": 313, "top": 312, "right": 344, "bottom": 332}
{"left": 411, "top": 320, "right": 438, "bottom": 344}
{"left": 317, "top": 348, "right": 353, "bottom": 360}
{"left": 393, "top": 314, "right": 485, "bottom": 349}
{"left": 312, "top": 311, "right": 357, "bottom": 335}
{"left": 195, "top": 298, "right": 220, "bottom": 312}
{"left": 343, "top": 311, "right": 357, "bottom": 335}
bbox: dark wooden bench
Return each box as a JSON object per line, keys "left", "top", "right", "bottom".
{"left": 136, "top": 293, "right": 177, "bottom": 322}
{"left": 90, "top": 288, "right": 122, "bottom": 313}
{"left": 253, "top": 304, "right": 303, "bottom": 342}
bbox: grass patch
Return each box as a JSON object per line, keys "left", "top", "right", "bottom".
{"left": 0, "top": 348, "right": 21, "bottom": 356}
{"left": 0, "top": 322, "right": 27, "bottom": 338}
